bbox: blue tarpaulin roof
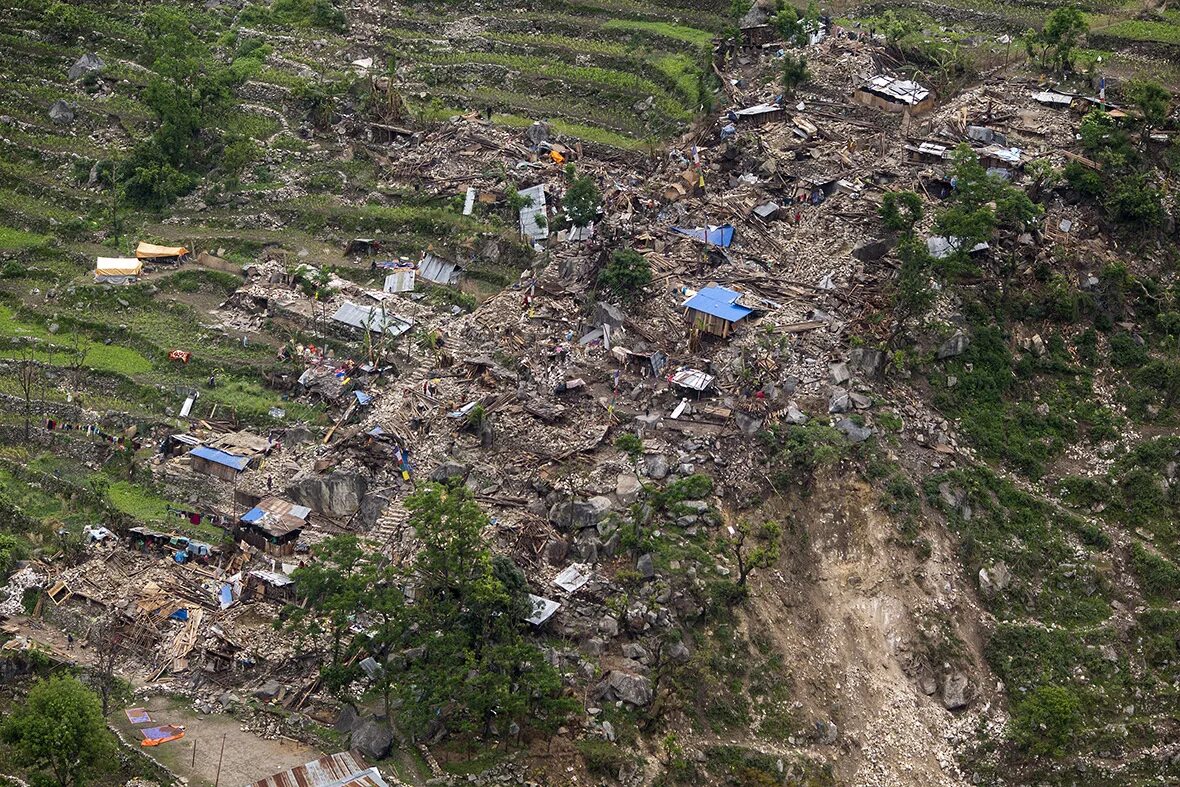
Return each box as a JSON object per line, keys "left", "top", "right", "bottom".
{"left": 241, "top": 506, "right": 265, "bottom": 523}
{"left": 189, "top": 446, "right": 250, "bottom": 471}
{"left": 683, "top": 286, "right": 753, "bottom": 323}
{"left": 670, "top": 224, "right": 734, "bottom": 247}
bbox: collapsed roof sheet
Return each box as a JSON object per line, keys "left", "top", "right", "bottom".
{"left": 383, "top": 268, "right": 415, "bottom": 293}
{"left": 733, "top": 102, "right": 782, "bottom": 117}
{"left": 518, "top": 184, "right": 549, "bottom": 240}
{"left": 248, "top": 751, "right": 387, "bottom": 787}
{"left": 861, "top": 75, "right": 930, "bottom": 105}
{"left": 526, "top": 593, "right": 560, "bottom": 625}
{"left": 417, "top": 253, "right": 460, "bottom": 285}
{"left": 670, "top": 367, "right": 716, "bottom": 391}
{"left": 330, "top": 302, "right": 412, "bottom": 336}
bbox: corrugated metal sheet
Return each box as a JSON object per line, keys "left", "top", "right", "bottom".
{"left": 189, "top": 446, "right": 250, "bottom": 471}
{"left": 518, "top": 184, "right": 549, "bottom": 240}
{"left": 248, "top": 751, "right": 387, "bottom": 787}
{"left": 330, "top": 302, "right": 412, "bottom": 336}
{"left": 417, "top": 253, "right": 460, "bottom": 285}
{"left": 863, "top": 75, "right": 930, "bottom": 105}
{"left": 383, "top": 268, "right": 415, "bottom": 292}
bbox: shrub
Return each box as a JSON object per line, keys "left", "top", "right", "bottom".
{"left": 576, "top": 739, "right": 632, "bottom": 775}
{"left": 615, "top": 433, "right": 643, "bottom": 460}
{"left": 598, "top": 249, "right": 651, "bottom": 303}
{"left": 1130, "top": 542, "right": 1180, "bottom": 601}
{"left": 1107, "top": 175, "right": 1165, "bottom": 228}
{"left": 1008, "top": 684, "right": 1082, "bottom": 758}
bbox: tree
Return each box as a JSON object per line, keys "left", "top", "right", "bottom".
{"left": 1127, "top": 79, "right": 1171, "bottom": 141}
{"left": 879, "top": 191, "right": 924, "bottom": 235}
{"left": 1, "top": 675, "right": 115, "bottom": 787}
{"left": 1024, "top": 8, "right": 1087, "bottom": 73}
{"left": 396, "top": 484, "right": 572, "bottom": 738}
{"left": 891, "top": 236, "right": 936, "bottom": 338}
{"left": 562, "top": 167, "right": 601, "bottom": 228}
{"left": 89, "top": 613, "right": 123, "bottom": 716}
{"left": 14, "top": 340, "right": 41, "bottom": 440}
{"left": 1008, "top": 684, "right": 1082, "bottom": 758}
{"left": 782, "top": 53, "right": 810, "bottom": 97}
{"left": 774, "top": 7, "right": 808, "bottom": 47}
{"left": 880, "top": 10, "right": 918, "bottom": 46}
{"left": 729, "top": 519, "right": 782, "bottom": 587}
{"left": 1107, "top": 174, "right": 1165, "bottom": 228}
{"left": 598, "top": 248, "right": 652, "bottom": 303}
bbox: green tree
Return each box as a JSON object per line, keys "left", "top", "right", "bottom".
{"left": 1024, "top": 8, "right": 1087, "bottom": 73}
{"left": 598, "top": 248, "right": 652, "bottom": 303}
{"left": 1008, "top": 684, "right": 1082, "bottom": 758}
{"left": 774, "top": 7, "right": 808, "bottom": 47}
{"left": 892, "top": 236, "right": 936, "bottom": 334}
{"left": 1107, "top": 174, "right": 1165, "bottom": 228}
{"left": 879, "top": 191, "right": 924, "bottom": 235}
{"left": 782, "top": 53, "right": 810, "bottom": 97}
{"left": 729, "top": 519, "right": 782, "bottom": 587}
{"left": 1, "top": 675, "right": 115, "bottom": 787}
{"left": 397, "top": 484, "right": 572, "bottom": 738}
{"left": 1127, "top": 79, "right": 1171, "bottom": 141}
{"left": 562, "top": 167, "right": 601, "bottom": 228}
{"left": 880, "top": 10, "right": 918, "bottom": 46}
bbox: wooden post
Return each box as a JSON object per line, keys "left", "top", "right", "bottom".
{"left": 192, "top": 738, "right": 197, "bottom": 768}
{"left": 214, "top": 732, "right": 227, "bottom": 786}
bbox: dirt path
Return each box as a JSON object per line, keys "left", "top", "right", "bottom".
{"left": 113, "top": 695, "right": 320, "bottom": 787}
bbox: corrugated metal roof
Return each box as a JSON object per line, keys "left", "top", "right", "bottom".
{"left": 733, "top": 102, "right": 782, "bottom": 117}
{"left": 330, "top": 302, "right": 412, "bottom": 336}
{"left": 383, "top": 268, "right": 415, "bottom": 293}
{"left": 682, "top": 286, "right": 753, "bottom": 323}
{"left": 417, "top": 253, "right": 460, "bottom": 285}
{"left": 670, "top": 368, "right": 716, "bottom": 391}
{"left": 518, "top": 184, "right": 549, "bottom": 240}
{"left": 862, "top": 75, "right": 930, "bottom": 105}
{"left": 189, "top": 446, "right": 250, "bottom": 471}
{"left": 248, "top": 751, "right": 387, "bottom": 787}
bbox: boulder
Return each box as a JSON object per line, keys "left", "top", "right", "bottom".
{"left": 978, "top": 561, "right": 1012, "bottom": 596}
{"left": 525, "top": 121, "right": 550, "bottom": 146}
{"left": 351, "top": 716, "right": 393, "bottom": 759}
{"left": 593, "top": 670, "right": 653, "bottom": 707}
{"left": 615, "top": 473, "right": 642, "bottom": 505}
{"left": 636, "top": 552, "right": 655, "bottom": 580}
{"left": 542, "top": 538, "right": 568, "bottom": 565}
{"left": 428, "top": 461, "right": 469, "bottom": 485}
{"left": 286, "top": 472, "right": 367, "bottom": 516}
{"left": 253, "top": 680, "right": 282, "bottom": 700}
{"left": 549, "top": 496, "right": 612, "bottom": 531}
{"left": 333, "top": 705, "right": 360, "bottom": 733}
{"left": 828, "top": 389, "right": 851, "bottom": 414}
{"left": 666, "top": 641, "right": 691, "bottom": 663}
{"left": 848, "top": 347, "right": 886, "bottom": 378}
{"left": 942, "top": 673, "right": 970, "bottom": 710}
{"left": 829, "top": 362, "right": 851, "bottom": 385}
{"left": 851, "top": 238, "right": 892, "bottom": 261}
{"left": 48, "top": 100, "right": 74, "bottom": 125}
{"left": 68, "top": 53, "right": 105, "bottom": 81}
{"left": 735, "top": 411, "right": 762, "bottom": 435}
{"left": 835, "top": 418, "right": 873, "bottom": 443}
{"left": 936, "top": 332, "right": 970, "bottom": 360}
{"left": 591, "top": 301, "right": 627, "bottom": 329}
{"left": 785, "top": 403, "right": 808, "bottom": 425}
{"left": 645, "top": 453, "right": 669, "bottom": 480}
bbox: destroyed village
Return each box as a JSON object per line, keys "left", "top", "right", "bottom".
{"left": 3, "top": 1, "right": 1180, "bottom": 786}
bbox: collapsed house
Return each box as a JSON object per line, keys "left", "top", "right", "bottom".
{"left": 236, "top": 497, "right": 308, "bottom": 557}
{"left": 853, "top": 75, "right": 934, "bottom": 114}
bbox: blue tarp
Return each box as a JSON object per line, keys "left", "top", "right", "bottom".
{"left": 683, "top": 286, "right": 754, "bottom": 323}
{"left": 189, "top": 446, "right": 250, "bottom": 471}
{"left": 354, "top": 390, "right": 372, "bottom": 406}
{"left": 169, "top": 608, "right": 189, "bottom": 621}
{"left": 241, "top": 506, "right": 265, "bottom": 523}
{"left": 219, "top": 583, "right": 234, "bottom": 609}
{"left": 670, "top": 224, "right": 734, "bottom": 247}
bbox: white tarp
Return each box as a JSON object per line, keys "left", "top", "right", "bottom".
{"left": 518, "top": 184, "right": 549, "bottom": 240}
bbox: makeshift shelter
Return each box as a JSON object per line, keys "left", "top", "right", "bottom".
{"left": 135, "top": 242, "right": 188, "bottom": 263}
{"left": 740, "top": 24, "right": 777, "bottom": 47}
{"left": 94, "top": 257, "right": 143, "bottom": 284}
{"left": 237, "top": 497, "right": 308, "bottom": 556}
{"left": 669, "top": 224, "right": 734, "bottom": 247}
{"left": 853, "top": 76, "right": 934, "bottom": 114}
{"left": 245, "top": 570, "right": 296, "bottom": 603}
{"left": 728, "top": 102, "right": 785, "bottom": 126}
{"left": 683, "top": 285, "right": 754, "bottom": 338}
{"left": 188, "top": 446, "right": 251, "bottom": 481}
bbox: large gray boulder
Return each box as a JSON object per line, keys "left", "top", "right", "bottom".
{"left": 849, "top": 347, "right": 886, "bottom": 378}
{"left": 549, "top": 496, "right": 613, "bottom": 531}
{"left": 68, "top": 53, "right": 104, "bottom": 81}
{"left": 428, "top": 461, "right": 469, "bottom": 485}
{"left": 937, "top": 332, "right": 970, "bottom": 360}
{"left": 942, "top": 673, "right": 971, "bottom": 710}
{"left": 351, "top": 716, "right": 393, "bottom": 759}
{"left": 593, "top": 670, "right": 653, "bottom": 707}
{"left": 836, "top": 418, "right": 873, "bottom": 443}
{"left": 48, "top": 100, "right": 74, "bottom": 125}
{"left": 286, "top": 472, "right": 367, "bottom": 516}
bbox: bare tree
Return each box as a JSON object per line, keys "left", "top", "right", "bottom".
{"left": 14, "top": 340, "right": 41, "bottom": 440}
{"left": 90, "top": 612, "right": 123, "bottom": 716}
